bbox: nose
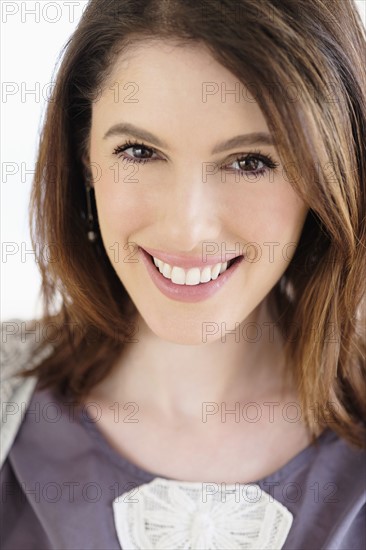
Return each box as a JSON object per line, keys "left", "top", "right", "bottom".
{"left": 157, "top": 166, "right": 221, "bottom": 251}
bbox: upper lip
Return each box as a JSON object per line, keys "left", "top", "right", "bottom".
{"left": 141, "top": 246, "right": 242, "bottom": 269}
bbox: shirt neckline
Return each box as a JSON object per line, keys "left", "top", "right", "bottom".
{"left": 78, "top": 400, "right": 335, "bottom": 486}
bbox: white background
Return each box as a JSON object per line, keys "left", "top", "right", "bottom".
{"left": 1, "top": 0, "right": 366, "bottom": 321}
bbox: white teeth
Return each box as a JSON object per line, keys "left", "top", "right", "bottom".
{"left": 185, "top": 267, "right": 201, "bottom": 285}
{"left": 162, "top": 263, "right": 172, "bottom": 278}
{"left": 200, "top": 266, "right": 212, "bottom": 283}
{"left": 171, "top": 266, "right": 188, "bottom": 285}
{"left": 152, "top": 255, "right": 229, "bottom": 285}
{"left": 210, "top": 263, "right": 222, "bottom": 280}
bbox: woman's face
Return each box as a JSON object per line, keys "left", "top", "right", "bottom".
{"left": 88, "top": 40, "right": 309, "bottom": 344}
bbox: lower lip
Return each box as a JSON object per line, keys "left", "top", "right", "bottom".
{"left": 139, "top": 247, "right": 244, "bottom": 303}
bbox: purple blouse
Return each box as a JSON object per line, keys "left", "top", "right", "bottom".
{"left": 1, "top": 381, "right": 365, "bottom": 549}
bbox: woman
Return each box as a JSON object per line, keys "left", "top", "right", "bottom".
{"left": 1, "top": 0, "right": 365, "bottom": 548}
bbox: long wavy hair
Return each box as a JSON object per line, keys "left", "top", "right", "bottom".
{"left": 12, "top": 0, "right": 366, "bottom": 449}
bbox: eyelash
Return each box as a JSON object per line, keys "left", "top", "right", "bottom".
{"left": 112, "top": 139, "right": 280, "bottom": 178}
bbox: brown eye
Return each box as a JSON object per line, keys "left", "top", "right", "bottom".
{"left": 113, "top": 141, "right": 159, "bottom": 163}
{"left": 128, "top": 146, "right": 154, "bottom": 159}
{"left": 237, "top": 156, "right": 263, "bottom": 172}
{"left": 222, "top": 151, "right": 279, "bottom": 179}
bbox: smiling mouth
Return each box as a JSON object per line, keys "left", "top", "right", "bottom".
{"left": 147, "top": 252, "right": 243, "bottom": 271}
{"left": 148, "top": 254, "right": 243, "bottom": 286}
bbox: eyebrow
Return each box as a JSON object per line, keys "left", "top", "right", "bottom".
{"left": 103, "top": 122, "right": 275, "bottom": 153}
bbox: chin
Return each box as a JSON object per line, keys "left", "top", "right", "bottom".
{"left": 142, "top": 314, "right": 216, "bottom": 346}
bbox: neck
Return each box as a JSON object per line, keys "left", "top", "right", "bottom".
{"left": 87, "top": 297, "right": 295, "bottom": 422}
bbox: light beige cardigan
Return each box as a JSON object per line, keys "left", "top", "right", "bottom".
{"left": 0, "top": 319, "right": 54, "bottom": 470}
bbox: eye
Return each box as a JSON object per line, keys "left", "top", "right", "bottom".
{"left": 112, "top": 140, "right": 159, "bottom": 164}
{"left": 223, "top": 151, "right": 280, "bottom": 179}
{"left": 237, "top": 156, "right": 264, "bottom": 172}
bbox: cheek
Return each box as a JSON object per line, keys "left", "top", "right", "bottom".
{"left": 95, "top": 191, "right": 146, "bottom": 244}
{"left": 230, "top": 192, "right": 307, "bottom": 245}
{"left": 93, "top": 161, "right": 154, "bottom": 239}
{"left": 227, "top": 188, "right": 307, "bottom": 261}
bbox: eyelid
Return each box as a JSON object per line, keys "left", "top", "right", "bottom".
{"left": 113, "top": 141, "right": 280, "bottom": 171}
{"left": 224, "top": 150, "right": 279, "bottom": 169}
{"left": 225, "top": 148, "right": 277, "bottom": 161}
{"left": 113, "top": 139, "right": 164, "bottom": 159}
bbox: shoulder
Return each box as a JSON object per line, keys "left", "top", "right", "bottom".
{"left": 0, "top": 318, "right": 55, "bottom": 469}
{"left": 0, "top": 318, "right": 52, "bottom": 395}
{"left": 316, "top": 427, "right": 366, "bottom": 488}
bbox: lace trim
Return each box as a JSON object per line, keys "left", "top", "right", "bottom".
{"left": 113, "top": 476, "right": 293, "bottom": 549}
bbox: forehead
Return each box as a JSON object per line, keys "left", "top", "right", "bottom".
{"left": 91, "top": 39, "right": 269, "bottom": 143}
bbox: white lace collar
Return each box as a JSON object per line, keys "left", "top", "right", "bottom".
{"left": 113, "top": 476, "right": 293, "bottom": 549}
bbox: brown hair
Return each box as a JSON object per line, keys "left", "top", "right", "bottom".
{"left": 12, "top": 0, "right": 366, "bottom": 448}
